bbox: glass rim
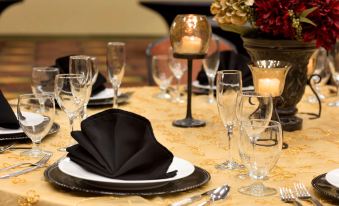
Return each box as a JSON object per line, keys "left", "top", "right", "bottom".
{"left": 241, "top": 91, "right": 272, "bottom": 98}
{"left": 18, "top": 93, "right": 54, "bottom": 99}
{"left": 249, "top": 59, "right": 292, "bottom": 68}
{"left": 32, "top": 67, "right": 59, "bottom": 72}
{"left": 175, "top": 14, "right": 208, "bottom": 19}
{"left": 107, "top": 42, "right": 125, "bottom": 47}
{"left": 217, "top": 70, "right": 242, "bottom": 75}
{"left": 241, "top": 119, "right": 281, "bottom": 128}
{"left": 70, "top": 55, "right": 91, "bottom": 60}
{"left": 55, "top": 74, "right": 84, "bottom": 79}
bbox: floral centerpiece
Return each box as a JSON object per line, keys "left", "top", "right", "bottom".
{"left": 211, "top": 0, "right": 339, "bottom": 50}
{"left": 210, "top": 0, "right": 339, "bottom": 131}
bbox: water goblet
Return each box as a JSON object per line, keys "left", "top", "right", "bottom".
{"left": 17, "top": 93, "right": 55, "bottom": 157}
{"left": 54, "top": 74, "right": 87, "bottom": 151}
{"left": 203, "top": 37, "right": 220, "bottom": 104}
{"left": 152, "top": 55, "right": 173, "bottom": 99}
{"left": 69, "top": 55, "right": 96, "bottom": 119}
{"left": 31, "top": 67, "right": 60, "bottom": 96}
{"left": 215, "top": 70, "right": 243, "bottom": 170}
{"left": 169, "top": 48, "right": 187, "bottom": 103}
{"left": 107, "top": 42, "right": 126, "bottom": 108}
{"left": 238, "top": 119, "right": 282, "bottom": 196}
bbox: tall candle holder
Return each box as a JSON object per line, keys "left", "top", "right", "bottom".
{"left": 249, "top": 60, "right": 291, "bottom": 149}
{"left": 169, "top": 14, "right": 211, "bottom": 128}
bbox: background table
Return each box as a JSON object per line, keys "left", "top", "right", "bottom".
{"left": 0, "top": 86, "right": 338, "bottom": 205}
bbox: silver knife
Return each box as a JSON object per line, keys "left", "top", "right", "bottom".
{"left": 169, "top": 187, "right": 218, "bottom": 206}
{"left": 0, "top": 152, "right": 52, "bottom": 179}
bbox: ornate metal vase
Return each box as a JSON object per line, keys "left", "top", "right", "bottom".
{"left": 242, "top": 37, "right": 316, "bottom": 131}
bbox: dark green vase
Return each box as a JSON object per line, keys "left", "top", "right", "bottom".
{"left": 242, "top": 37, "right": 316, "bottom": 131}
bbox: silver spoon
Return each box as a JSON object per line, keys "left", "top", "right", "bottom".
{"left": 198, "top": 184, "right": 230, "bottom": 206}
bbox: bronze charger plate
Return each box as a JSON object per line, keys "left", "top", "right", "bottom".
{"left": 312, "top": 173, "right": 339, "bottom": 203}
{"left": 44, "top": 163, "right": 210, "bottom": 196}
{"left": 0, "top": 122, "right": 60, "bottom": 141}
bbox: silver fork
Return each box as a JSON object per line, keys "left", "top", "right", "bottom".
{"left": 294, "top": 183, "right": 323, "bottom": 206}
{"left": 0, "top": 152, "right": 52, "bottom": 172}
{"left": 279, "top": 187, "right": 303, "bottom": 206}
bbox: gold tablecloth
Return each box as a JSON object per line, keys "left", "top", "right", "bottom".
{"left": 1, "top": 86, "right": 339, "bottom": 206}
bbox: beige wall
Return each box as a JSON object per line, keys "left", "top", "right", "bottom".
{"left": 0, "top": 0, "right": 168, "bottom": 36}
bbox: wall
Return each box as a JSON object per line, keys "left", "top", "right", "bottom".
{"left": 0, "top": 0, "right": 168, "bottom": 36}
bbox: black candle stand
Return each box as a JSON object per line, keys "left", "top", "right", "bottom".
{"left": 172, "top": 53, "right": 206, "bottom": 128}
{"left": 272, "top": 97, "right": 289, "bottom": 149}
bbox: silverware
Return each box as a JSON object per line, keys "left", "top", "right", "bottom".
{"left": 280, "top": 187, "right": 303, "bottom": 206}
{"left": 0, "top": 152, "right": 52, "bottom": 179}
{"left": 197, "top": 184, "right": 230, "bottom": 206}
{"left": 169, "top": 187, "right": 218, "bottom": 206}
{"left": 0, "top": 143, "right": 15, "bottom": 153}
{"left": 294, "top": 182, "right": 323, "bottom": 206}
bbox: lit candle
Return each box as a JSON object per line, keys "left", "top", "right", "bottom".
{"left": 176, "top": 36, "right": 202, "bottom": 54}
{"left": 257, "top": 78, "right": 281, "bottom": 97}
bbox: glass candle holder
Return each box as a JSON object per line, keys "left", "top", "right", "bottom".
{"left": 169, "top": 14, "right": 211, "bottom": 55}
{"left": 249, "top": 60, "right": 291, "bottom": 97}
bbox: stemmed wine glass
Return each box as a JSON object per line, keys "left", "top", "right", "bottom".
{"left": 107, "top": 42, "right": 126, "bottom": 108}
{"left": 328, "top": 43, "right": 339, "bottom": 107}
{"left": 238, "top": 119, "right": 283, "bottom": 196}
{"left": 169, "top": 48, "right": 187, "bottom": 103}
{"left": 17, "top": 93, "right": 55, "bottom": 157}
{"left": 54, "top": 74, "right": 87, "bottom": 150}
{"left": 215, "top": 70, "right": 243, "bottom": 170}
{"left": 152, "top": 55, "right": 173, "bottom": 99}
{"left": 69, "top": 55, "right": 97, "bottom": 119}
{"left": 203, "top": 37, "right": 220, "bottom": 104}
{"left": 31, "top": 67, "right": 60, "bottom": 96}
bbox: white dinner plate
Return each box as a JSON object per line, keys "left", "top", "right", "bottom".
{"left": 0, "top": 112, "right": 44, "bottom": 135}
{"left": 90, "top": 88, "right": 120, "bottom": 100}
{"left": 325, "top": 168, "right": 339, "bottom": 188}
{"left": 58, "top": 156, "right": 195, "bottom": 184}
{"left": 192, "top": 80, "right": 254, "bottom": 91}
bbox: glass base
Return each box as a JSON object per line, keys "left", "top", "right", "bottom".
{"left": 171, "top": 96, "right": 185, "bottom": 103}
{"left": 328, "top": 101, "right": 339, "bottom": 107}
{"left": 207, "top": 97, "right": 215, "bottom": 104}
{"left": 215, "top": 160, "right": 245, "bottom": 170}
{"left": 172, "top": 118, "right": 205, "bottom": 128}
{"left": 20, "top": 149, "right": 47, "bottom": 158}
{"left": 238, "top": 183, "right": 276, "bottom": 197}
{"left": 153, "top": 92, "right": 171, "bottom": 100}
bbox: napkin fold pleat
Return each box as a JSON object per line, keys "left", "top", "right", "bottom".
{"left": 0, "top": 90, "right": 19, "bottom": 129}
{"left": 67, "top": 109, "right": 176, "bottom": 180}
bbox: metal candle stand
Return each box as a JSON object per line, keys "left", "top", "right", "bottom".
{"left": 272, "top": 97, "right": 289, "bottom": 149}
{"left": 172, "top": 53, "right": 206, "bottom": 128}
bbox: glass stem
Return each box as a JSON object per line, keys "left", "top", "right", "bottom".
{"left": 176, "top": 78, "right": 180, "bottom": 100}
{"left": 113, "top": 86, "right": 119, "bottom": 108}
{"left": 227, "top": 124, "right": 233, "bottom": 162}
{"left": 32, "top": 140, "right": 41, "bottom": 153}
{"left": 69, "top": 116, "right": 74, "bottom": 132}
{"left": 81, "top": 104, "right": 87, "bottom": 120}
{"left": 208, "top": 76, "right": 214, "bottom": 101}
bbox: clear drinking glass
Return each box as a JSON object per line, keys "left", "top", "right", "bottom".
{"left": 54, "top": 74, "right": 86, "bottom": 150}
{"left": 307, "top": 48, "right": 331, "bottom": 103}
{"left": 31, "top": 67, "right": 60, "bottom": 96}
{"left": 69, "top": 55, "right": 95, "bottom": 119}
{"left": 203, "top": 37, "right": 220, "bottom": 104}
{"left": 238, "top": 120, "right": 282, "bottom": 196}
{"left": 216, "top": 70, "right": 243, "bottom": 170}
{"left": 169, "top": 48, "right": 187, "bottom": 103}
{"left": 17, "top": 94, "right": 55, "bottom": 157}
{"left": 106, "top": 42, "right": 126, "bottom": 108}
{"left": 328, "top": 43, "right": 339, "bottom": 107}
{"left": 152, "top": 55, "right": 173, "bottom": 99}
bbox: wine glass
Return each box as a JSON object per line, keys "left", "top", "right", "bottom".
{"left": 203, "top": 37, "right": 220, "bottom": 104}
{"left": 307, "top": 48, "right": 331, "bottom": 103}
{"left": 215, "top": 70, "right": 243, "bottom": 170}
{"left": 54, "top": 74, "right": 87, "bottom": 150}
{"left": 152, "top": 55, "right": 173, "bottom": 99}
{"left": 169, "top": 48, "right": 187, "bottom": 103}
{"left": 17, "top": 93, "right": 55, "bottom": 157}
{"left": 69, "top": 55, "right": 95, "bottom": 119}
{"left": 106, "top": 42, "right": 126, "bottom": 108}
{"left": 238, "top": 119, "right": 282, "bottom": 196}
{"left": 31, "top": 67, "right": 60, "bottom": 96}
{"left": 328, "top": 43, "right": 339, "bottom": 107}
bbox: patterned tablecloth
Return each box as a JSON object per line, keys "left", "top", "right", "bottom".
{"left": 1, "top": 86, "right": 338, "bottom": 206}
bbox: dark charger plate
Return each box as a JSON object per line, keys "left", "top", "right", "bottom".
{"left": 44, "top": 164, "right": 210, "bottom": 196}
{"left": 87, "top": 92, "right": 133, "bottom": 108}
{"left": 312, "top": 173, "right": 339, "bottom": 203}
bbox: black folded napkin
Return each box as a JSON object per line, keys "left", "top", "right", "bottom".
{"left": 66, "top": 109, "right": 177, "bottom": 180}
{"left": 54, "top": 55, "right": 107, "bottom": 96}
{"left": 197, "top": 51, "right": 253, "bottom": 87}
{"left": 0, "top": 90, "right": 19, "bottom": 129}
